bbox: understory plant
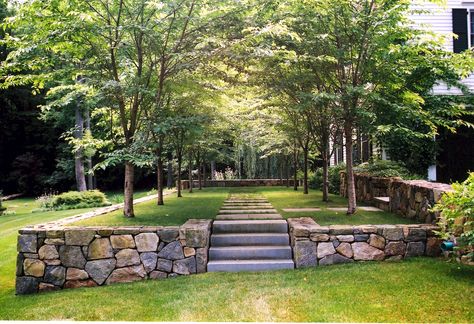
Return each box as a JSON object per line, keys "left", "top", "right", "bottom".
{"left": 0, "top": 190, "right": 6, "bottom": 215}
{"left": 310, "top": 164, "right": 346, "bottom": 195}
{"left": 354, "top": 159, "right": 419, "bottom": 179}
{"left": 433, "top": 172, "right": 474, "bottom": 261}
{"left": 37, "top": 190, "right": 111, "bottom": 211}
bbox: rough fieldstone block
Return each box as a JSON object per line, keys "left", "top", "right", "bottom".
{"left": 157, "top": 241, "right": 184, "bottom": 260}
{"left": 88, "top": 238, "right": 113, "bottom": 260}
{"left": 140, "top": 252, "right": 158, "bottom": 273}
{"left": 425, "top": 237, "right": 442, "bottom": 257}
{"left": 319, "top": 254, "right": 353, "bottom": 266}
{"left": 39, "top": 245, "right": 59, "bottom": 260}
{"left": 44, "top": 238, "right": 65, "bottom": 245}
{"left": 16, "top": 276, "right": 39, "bottom": 295}
{"left": 23, "top": 259, "right": 45, "bottom": 277}
{"left": 354, "top": 234, "right": 369, "bottom": 242}
{"left": 317, "top": 242, "right": 336, "bottom": 259}
{"left": 352, "top": 242, "right": 384, "bottom": 261}
{"left": 382, "top": 227, "right": 404, "bottom": 241}
{"left": 135, "top": 233, "right": 159, "bottom": 252}
{"left": 336, "top": 243, "right": 353, "bottom": 258}
{"left": 85, "top": 258, "right": 116, "bottom": 285}
{"left": 196, "top": 248, "right": 207, "bottom": 273}
{"left": 46, "top": 230, "right": 64, "bottom": 239}
{"left": 157, "top": 227, "right": 179, "bottom": 242}
{"left": 16, "top": 253, "right": 24, "bottom": 276}
{"left": 106, "top": 265, "right": 146, "bottom": 285}
{"left": 406, "top": 241, "right": 425, "bottom": 257}
{"left": 110, "top": 235, "right": 135, "bottom": 249}
{"left": 403, "top": 228, "right": 427, "bottom": 242}
{"left": 66, "top": 268, "right": 89, "bottom": 281}
{"left": 369, "top": 234, "right": 385, "bottom": 249}
{"left": 59, "top": 246, "right": 86, "bottom": 268}
{"left": 115, "top": 249, "right": 140, "bottom": 268}
{"left": 18, "top": 234, "right": 37, "bottom": 253}
{"left": 44, "top": 266, "right": 66, "bottom": 286}
{"left": 336, "top": 235, "right": 354, "bottom": 242}
{"left": 173, "top": 257, "right": 197, "bottom": 275}
{"left": 150, "top": 271, "right": 167, "bottom": 279}
{"left": 384, "top": 241, "right": 406, "bottom": 256}
{"left": 64, "top": 279, "right": 97, "bottom": 289}
{"left": 39, "top": 282, "right": 59, "bottom": 292}
{"left": 293, "top": 240, "right": 317, "bottom": 268}
{"left": 157, "top": 258, "right": 173, "bottom": 272}
{"left": 310, "top": 233, "right": 330, "bottom": 242}
{"left": 65, "top": 229, "right": 95, "bottom": 246}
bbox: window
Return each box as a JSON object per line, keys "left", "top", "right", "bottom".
{"left": 470, "top": 10, "right": 474, "bottom": 48}
{"left": 452, "top": 8, "right": 472, "bottom": 53}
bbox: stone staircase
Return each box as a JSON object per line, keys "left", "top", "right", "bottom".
{"left": 207, "top": 196, "right": 294, "bottom": 272}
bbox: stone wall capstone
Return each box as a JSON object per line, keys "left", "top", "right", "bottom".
{"left": 288, "top": 217, "right": 441, "bottom": 268}
{"left": 15, "top": 219, "right": 211, "bottom": 295}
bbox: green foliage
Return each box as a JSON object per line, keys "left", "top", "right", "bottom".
{"left": 434, "top": 172, "right": 474, "bottom": 260}
{"left": 354, "top": 160, "right": 419, "bottom": 179}
{"left": 37, "top": 190, "right": 111, "bottom": 211}
{"left": 0, "top": 190, "right": 5, "bottom": 214}
{"left": 310, "top": 164, "right": 346, "bottom": 195}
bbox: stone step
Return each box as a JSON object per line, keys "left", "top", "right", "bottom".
{"left": 218, "top": 209, "right": 278, "bottom": 214}
{"left": 211, "top": 233, "right": 289, "bottom": 246}
{"left": 209, "top": 245, "right": 292, "bottom": 260}
{"left": 216, "top": 214, "right": 282, "bottom": 220}
{"left": 213, "top": 220, "right": 288, "bottom": 234}
{"left": 207, "top": 259, "right": 294, "bottom": 272}
{"left": 224, "top": 200, "right": 268, "bottom": 203}
{"left": 221, "top": 205, "right": 273, "bottom": 209}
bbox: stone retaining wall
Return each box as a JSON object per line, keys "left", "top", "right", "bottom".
{"left": 15, "top": 219, "right": 211, "bottom": 294}
{"left": 288, "top": 217, "right": 441, "bottom": 268}
{"left": 340, "top": 172, "right": 452, "bottom": 223}
{"left": 180, "top": 179, "right": 299, "bottom": 189}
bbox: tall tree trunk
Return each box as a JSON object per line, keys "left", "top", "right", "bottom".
{"left": 74, "top": 104, "right": 87, "bottom": 192}
{"left": 167, "top": 155, "right": 173, "bottom": 189}
{"left": 293, "top": 145, "right": 298, "bottom": 191}
{"left": 202, "top": 161, "right": 207, "bottom": 187}
{"left": 156, "top": 136, "right": 164, "bottom": 205}
{"left": 303, "top": 147, "right": 309, "bottom": 194}
{"left": 123, "top": 162, "right": 135, "bottom": 218}
{"left": 210, "top": 160, "right": 216, "bottom": 180}
{"left": 197, "top": 152, "right": 202, "bottom": 190}
{"left": 85, "top": 107, "right": 94, "bottom": 190}
{"left": 188, "top": 152, "right": 193, "bottom": 193}
{"left": 344, "top": 122, "right": 357, "bottom": 214}
{"left": 322, "top": 131, "right": 330, "bottom": 202}
{"left": 177, "top": 151, "right": 182, "bottom": 198}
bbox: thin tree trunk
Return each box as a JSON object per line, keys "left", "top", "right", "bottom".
{"left": 167, "top": 155, "right": 173, "bottom": 189}
{"left": 156, "top": 145, "right": 164, "bottom": 205}
{"left": 211, "top": 160, "right": 216, "bottom": 180}
{"left": 85, "top": 107, "right": 94, "bottom": 190}
{"left": 345, "top": 122, "right": 357, "bottom": 214}
{"left": 322, "top": 131, "right": 330, "bottom": 202}
{"left": 202, "top": 161, "right": 207, "bottom": 187}
{"left": 293, "top": 145, "right": 298, "bottom": 191}
{"left": 303, "top": 147, "right": 309, "bottom": 194}
{"left": 74, "top": 104, "right": 87, "bottom": 192}
{"left": 123, "top": 162, "right": 135, "bottom": 218}
{"left": 188, "top": 151, "right": 193, "bottom": 193}
{"left": 197, "top": 152, "right": 202, "bottom": 190}
{"left": 177, "top": 151, "right": 182, "bottom": 198}
{"left": 285, "top": 155, "right": 290, "bottom": 187}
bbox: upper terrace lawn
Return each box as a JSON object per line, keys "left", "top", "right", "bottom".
{"left": 75, "top": 187, "right": 417, "bottom": 226}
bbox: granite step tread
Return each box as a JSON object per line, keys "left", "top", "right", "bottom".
{"left": 207, "top": 259, "right": 294, "bottom": 272}
{"left": 209, "top": 245, "right": 292, "bottom": 260}
{"left": 216, "top": 214, "right": 283, "bottom": 220}
{"left": 212, "top": 220, "right": 288, "bottom": 233}
{"left": 211, "top": 233, "right": 289, "bottom": 246}
{"left": 218, "top": 209, "right": 278, "bottom": 214}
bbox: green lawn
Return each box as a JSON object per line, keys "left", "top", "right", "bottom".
{"left": 0, "top": 188, "right": 473, "bottom": 322}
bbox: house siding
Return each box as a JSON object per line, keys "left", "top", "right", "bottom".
{"left": 409, "top": 0, "right": 474, "bottom": 94}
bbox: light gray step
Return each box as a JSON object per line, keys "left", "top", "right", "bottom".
{"left": 218, "top": 209, "right": 277, "bottom": 214}
{"left": 211, "top": 233, "right": 290, "bottom": 246}
{"left": 225, "top": 200, "right": 268, "bottom": 203}
{"left": 207, "top": 259, "right": 294, "bottom": 272}
{"left": 216, "top": 214, "right": 282, "bottom": 220}
{"left": 209, "top": 245, "right": 292, "bottom": 260}
{"left": 213, "top": 220, "right": 288, "bottom": 233}
{"left": 221, "top": 205, "right": 273, "bottom": 209}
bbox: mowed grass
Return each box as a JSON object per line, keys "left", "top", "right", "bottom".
{"left": 0, "top": 188, "right": 473, "bottom": 322}
{"left": 75, "top": 188, "right": 228, "bottom": 226}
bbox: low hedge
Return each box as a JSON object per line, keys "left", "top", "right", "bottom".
{"left": 38, "top": 190, "right": 111, "bottom": 211}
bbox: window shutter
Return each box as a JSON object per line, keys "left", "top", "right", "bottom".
{"left": 452, "top": 9, "right": 468, "bottom": 53}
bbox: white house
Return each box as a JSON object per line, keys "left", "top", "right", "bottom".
{"left": 330, "top": 1, "right": 474, "bottom": 182}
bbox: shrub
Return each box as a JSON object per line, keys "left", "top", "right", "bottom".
{"left": 37, "top": 190, "right": 111, "bottom": 211}
{"left": 354, "top": 159, "right": 418, "bottom": 179}
{"left": 433, "top": 172, "right": 474, "bottom": 261}
{"left": 310, "top": 164, "right": 346, "bottom": 195}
